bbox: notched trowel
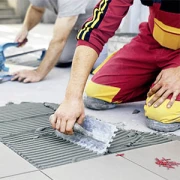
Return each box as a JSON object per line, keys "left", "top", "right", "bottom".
{"left": 49, "top": 113, "right": 117, "bottom": 155}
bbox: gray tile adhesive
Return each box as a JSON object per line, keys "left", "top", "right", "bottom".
{"left": 0, "top": 102, "right": 179, "bottom": 169}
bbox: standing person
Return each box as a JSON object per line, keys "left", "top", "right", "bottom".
{"left": 50, "top": 0, "right": 180, "bottom": 134}
{"left": 12, "top": 0, "right": 108, "bottom": 83}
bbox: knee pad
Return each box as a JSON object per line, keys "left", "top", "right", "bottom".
{"left": 144, "top": 96, "right": 180, "bottom": 124}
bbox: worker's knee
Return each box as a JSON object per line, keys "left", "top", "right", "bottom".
{"left": 144, "top": 96, "right": 180, "bottom": 124}
{"left": 85, "top": 80, "right": 120, "bottom": 103}
{"left": 58, "top": 55, "right": 73, "bottom": 63}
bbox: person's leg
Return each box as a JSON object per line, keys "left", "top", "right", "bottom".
{"left": 56, "top": 30, "right": 77, "bottom": 67}
{"left": 144, "top": 48, "right": 180, "bottom": 132}
{"left": 92, "top": 44, "right": 108, "bottom": 71}
{"left": 85, "top": 22, "right": 161, "bottom": 110}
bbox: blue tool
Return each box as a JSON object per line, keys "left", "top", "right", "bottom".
{"left": 0, "top": 40, "right": 46, "bottom": 72}
{"left": 0, "top": 74, "right": 12, "bottom": 83}
{"left": 0, "top": 42, "right": 19, "bottom": 72}
{"left": 0, "top": 40, "right": 46, "bottom": 83}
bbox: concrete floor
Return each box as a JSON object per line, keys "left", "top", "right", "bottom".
{"left": 0, "top": 24, "right": 180, "bottom": 180}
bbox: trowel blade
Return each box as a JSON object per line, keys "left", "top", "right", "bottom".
{"left": 55, "top": 115, "right": 118, "bottom": 155}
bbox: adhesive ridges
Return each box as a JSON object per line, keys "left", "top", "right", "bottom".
{"left": 0, "top": 102, "right": 54, "bottom": 138}
{"left": 2, "top": 128, "right": 99, "bottom": 169}
{"left": 0, "top": 102, "right": 100, "bottom": 169}
{"left": 0, "top": 102, "right": 176, "bottom": 169}
{"left": 109, "top": 130, "right": 173, "bottom": 153}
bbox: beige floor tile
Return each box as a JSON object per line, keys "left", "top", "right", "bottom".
{"left": 1, "top": 171, "right": 51, "bottom": 180}
{"left": 0, "top": 143, "right": 36, "bottom": 178}
{"left": 122, "top": 141, "right": 180, "bottom": 180}
{"left": 43, "top": 154, "right": 165, "bottom": 180}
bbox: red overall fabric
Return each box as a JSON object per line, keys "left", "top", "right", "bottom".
{"left": 91, "top": 22, "right": 180, "bottom": 103}
{"left": 78, "top": 1, "right": 180, "bottom": 103}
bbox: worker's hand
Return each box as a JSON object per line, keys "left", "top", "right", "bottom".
{"left": 15, "top": 28, "right": 28, "bottom": 47}
{"left": 147, "top": 67, "right": 180, "bottom": 108}
{"left": 11, "top": 69, "right": 44, "bottom": 83}
{"left": 50, "top": 98, "right": 85, "bottom": 135}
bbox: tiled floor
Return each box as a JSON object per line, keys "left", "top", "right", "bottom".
{"left": 42, "top": 141, "right": 180, "bottom": 180}
{"left": 0, "top": 143, "right": 36, "bottom": 178}
{"left": 121, "top": 141, "right": 180, "bottom": 180}
{"left": 1, "top": 172, "right": 51, "bottom": 180}
{"left": 0, "top": 25, "right": 180, "bottom": 179}
{"left": 0, "top": 141, "right": 179, "bottom": 180}
{"left": 43, "top": 153, "right": 166, "bottom": 180}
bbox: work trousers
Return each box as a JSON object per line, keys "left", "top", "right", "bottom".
{"left": 85, "top": 22, "right": 180, "bottom": 124}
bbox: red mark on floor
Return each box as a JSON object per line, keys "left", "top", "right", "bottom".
{"left": 116, "top": 153, "right": 125, "bottom": 157}
{"left": 155, "top": 158, "right": 180, "bottom": 169}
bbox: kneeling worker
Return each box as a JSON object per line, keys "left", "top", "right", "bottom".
{"left": 12, "top": 0, "right": 107, "bottom": 83}
{"left": 50, "top": 0, "right": 180, "bottom": 134}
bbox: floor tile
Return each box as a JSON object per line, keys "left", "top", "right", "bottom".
{"left": 43, "top": 154, "right": 165, "bottom": 180}
{"left": 1, "top": 171, "right": 51, "bottom": 180}
{"left": 0, "top": 143, "right": 36, "bottom": 178}
{"left": 122, "top": 141, "right": 180, "bottom": 180}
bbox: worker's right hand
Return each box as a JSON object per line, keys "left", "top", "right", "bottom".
{"left": 15, "top": 28, "right": 28, "bottom": 47}
{"left": 50, "top": 98, "right": 85, "bottom": 135}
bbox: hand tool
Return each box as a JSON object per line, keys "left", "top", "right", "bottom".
{"left": 45, "top": 103, "right": 118, "bottom": 155}
{"left": 0, "top": 39, "right": 46, "bottom": 82}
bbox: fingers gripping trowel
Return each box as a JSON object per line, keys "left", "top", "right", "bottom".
{"left": 45, "top": 103, "right": 118, "bottom": 155}
{"left": 0, "top": 40, "right": 46, "bottom": 83}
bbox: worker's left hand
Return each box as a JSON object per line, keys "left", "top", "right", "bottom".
{"left": 147, "top": 66, "right": 180, "bottom": 108}
{"left": 11, "top": 69, "right": 44, "bottom": 83}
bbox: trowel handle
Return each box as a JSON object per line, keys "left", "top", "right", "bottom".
{"left": 73, "top": 123, "right": 84, "bottom": 132}
{"left": 73, "top": 123, "right": 91, "bottom": 137}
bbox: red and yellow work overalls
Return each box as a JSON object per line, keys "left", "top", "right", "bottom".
{"left": 85, "top": 0, "right": 180, "bottom": 123}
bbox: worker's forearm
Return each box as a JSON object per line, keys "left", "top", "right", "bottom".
{"left": 65, "top": 46, "right": 98, "bottom": 100}
{"left": 22, "top": 5, "right": 44, "bottom": 31}
{"left": 36, "top": 39, "right": 66, "bottom": 77}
